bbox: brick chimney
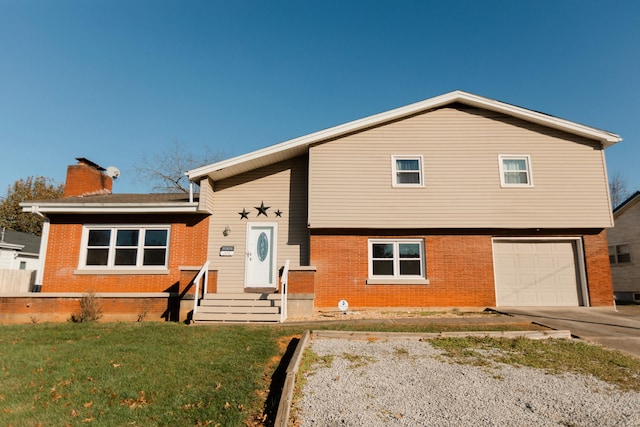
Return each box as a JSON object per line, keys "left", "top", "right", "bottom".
{"left": 63, "top": 158, "right": 113, "bottom": 197}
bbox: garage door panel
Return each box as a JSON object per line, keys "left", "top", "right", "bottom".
{"left": 494, "top": 241, "right": 580, "bottom": 307}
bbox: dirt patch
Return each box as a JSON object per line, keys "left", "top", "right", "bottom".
{"left": 290, "top": 308, "right": 503, "bottom": 322}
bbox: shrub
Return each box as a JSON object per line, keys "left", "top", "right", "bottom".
{"left": 71, "top": 290, "right": 103, "bottom": 322}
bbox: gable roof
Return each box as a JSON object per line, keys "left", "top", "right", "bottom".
{"left": 187, "top": 90, "right": 622, "bottom": 182}
{"left": 0, "top": 229, "right": 41, "bottom": 255}
{"left": 613, "top": 191, "right": 640, "bottom": 217}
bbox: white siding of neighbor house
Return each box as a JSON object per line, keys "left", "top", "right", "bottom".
{"left": 608, "top": 198, "right": 640, "bottom": 293}
{"left": 308, "top": 106, "right": 613, "bottom": 229}
{"left": 207, "top": 156, "right": 308, "bottom": 292}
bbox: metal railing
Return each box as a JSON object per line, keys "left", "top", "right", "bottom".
{"left": 192, "top": 261, "right": 210, "bottom": 316}
{"left": 280, "top": 259, "right": 290, "bottom": 323}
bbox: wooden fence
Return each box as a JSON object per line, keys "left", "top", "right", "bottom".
{"left": 0, "top": 269, "right": 36, "bottom": 293}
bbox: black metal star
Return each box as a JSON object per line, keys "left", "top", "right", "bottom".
{"left": 239, "top": 208, "right": 250, "bottom": 220}
{"left": 255, "top": 201, "right": 270, "bottom": 217}
{"left": 274, "top": 209, "right": 283, "bottom": 217}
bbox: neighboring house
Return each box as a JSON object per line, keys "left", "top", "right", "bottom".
{"left": 608, "top": 191, "right": 640, "bottom": 303}
{"left": 21, "top": 91, "right": 621, "bottom": 322}
{"left": 0, "top": 229, "right": 41, "bottom": 271}
{"left": 0, "top": 229, "right": 41, "bottom": 292}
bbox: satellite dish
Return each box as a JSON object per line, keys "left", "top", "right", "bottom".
{"left": 106, "top": 166, "right": 120, "bottom": 179}
{"left": 338, "top": 299, "right": 349, "bottom": 313}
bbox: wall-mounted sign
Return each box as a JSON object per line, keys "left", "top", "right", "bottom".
{"left": 220, "top": 246, "right": 235, "bottom": 257}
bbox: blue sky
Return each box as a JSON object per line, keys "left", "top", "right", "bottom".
{"left": 1, "top": 0, "right": 639, "bottom": 196}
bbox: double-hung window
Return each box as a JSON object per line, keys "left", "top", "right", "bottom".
{"left": 368, "top": 239, "right": 425, "bottom": 281}
{"left": 392, "top": 155, "right": 424, "bottom": 187}
{"left": 499, "top": 155, "right": 533, "bottom": 187}
{"left": 609, "top": 244, "right": 631, "bottom": 265}
{"left": 81, "top": 226, "right": 170, "bottom": 269}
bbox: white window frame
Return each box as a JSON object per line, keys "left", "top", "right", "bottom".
{"left": 609, "top": 244, "right": 631, "bottom": 265}
{"left": 78, "top": 225, "right": 171, "bottom": 271}
{"left": 392, "top": 155, "right": 424, "bottom": 187}
{"left": 498, "top": 154, "right": 533, "bottom": 187}
{"left": 367, "top": 239, "right": 428, "bottom": 284}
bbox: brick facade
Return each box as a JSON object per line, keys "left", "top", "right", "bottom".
{"left": 583, "top": 229, "right": 615, "bottom": 306}
{"left": 310, "top": 234, "right": 496, "bottom": 308}
{"left": 310, "top": 230, "right": 614, "bottom": 309}
{"left": 42, "top": 214, "right": 210, "bottom": 294}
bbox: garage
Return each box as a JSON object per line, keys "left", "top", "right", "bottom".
{"left": 493, "top": 240, "right": 583, "bottom": 307}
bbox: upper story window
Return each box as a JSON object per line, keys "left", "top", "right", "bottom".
{"left": 609, "top": 244, "right": 631, "bottom": 265}
{"left": 369, "top": 239, "right": 425, "bottom": 279}
{"left": 80, "top": 225, "right": 170, "bottom": 269}
{"left": 499, "top": 155, "right": 533, "bottom": 187}
{"left": 392, "top": 155, "right": 424, "bottom": 187}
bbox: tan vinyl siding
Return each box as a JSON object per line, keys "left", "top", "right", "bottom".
{"left": 608, "top": 198, "right": 640, "bottom": 293}
{"left": 198, "top": 177, "right": 215, "bottom": 213}
{"left": 207, "top": 156, "right": 308, "bottom": 292}
{"left": 308, "top": 106, "right": 613, "bottom": 229}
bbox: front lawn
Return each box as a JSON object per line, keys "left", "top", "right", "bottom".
{"left": 1, "top": 321, "right": 637, "bottom": 426}
{"left": 0, "top": 322, "right": 292, "bottom": 426}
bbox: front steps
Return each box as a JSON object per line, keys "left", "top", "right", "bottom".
{"left": 192, "top": 293, "right": 282, "bottom": 323}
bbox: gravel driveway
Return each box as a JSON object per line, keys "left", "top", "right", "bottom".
{"left": 294, "top": 338, "right": 640, "bottom": 426}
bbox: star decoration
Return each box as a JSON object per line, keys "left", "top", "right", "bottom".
{"left": 255, "top": 201, "right": 270, "bottom": 217}
{"left": 239, "top": 208, "right": 250, "bottom": 220}
{"left": 275, "top": 209, "right": 283, "bottom": 217}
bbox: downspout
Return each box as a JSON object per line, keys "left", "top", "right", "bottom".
{"left": 30, "top": 206, "right": 48, "bottom": 292}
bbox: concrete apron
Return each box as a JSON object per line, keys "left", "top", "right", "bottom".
{"left": 497, "top": 306, "right": 640, "bottom": 358}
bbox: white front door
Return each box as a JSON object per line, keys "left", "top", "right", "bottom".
{"left": 245, "top": 223, "right": 277, "bottom": 288}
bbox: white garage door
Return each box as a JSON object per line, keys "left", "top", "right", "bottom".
{"left": 494, "top": 241, "right": 580, "bottom": 307}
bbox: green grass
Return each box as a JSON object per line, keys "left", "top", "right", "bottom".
{"left": 0, "top": 322, "right": 293, "bottom": 427}
{"left": 430, "top": 336, "right": 640, "bottom": 391}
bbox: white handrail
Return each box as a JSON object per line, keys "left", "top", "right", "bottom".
{"left": 192, "top": 261, "right": 210, "bottom": 316}
{"left": 280, "top": 259, "right": 290, "bottom": 323}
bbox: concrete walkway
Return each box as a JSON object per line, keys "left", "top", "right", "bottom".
{"left": 498, "top": 305, "right": 640, "bottom": 358}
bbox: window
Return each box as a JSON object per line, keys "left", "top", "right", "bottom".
{"left": 19, "top": 261, "right": 26, "bottom": 270}
{"left": 369, "top": 239, "right": 425, "bottom": 279}
{"left": 499, "top": 155, "right": 533, "bottom": 187}
{"left": 81, "top": 226, "right": 170, "bottom": 269}
{"left": 609, "top": 244, "right": 631, "bottom": 265}
{"left": 392, "top": 155, "right": 424, "bottom": 187}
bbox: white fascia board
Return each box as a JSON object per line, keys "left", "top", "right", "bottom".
{"left": 457, "top": 92, "right": 622, "bottom": 145}
{"left": 21, "top": 203, "right": 201, "bottom": 214}
{"left": 187, "top": 90, "right": 621, "bottom": 181}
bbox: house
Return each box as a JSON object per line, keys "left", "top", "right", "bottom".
{"left": 18, "top": 91, "right": 621, "bottom": 323}
{"left": 607, "top": 191, "right": 640, "bottom": 303}
{"left": 0, "top": 229, "right": 41, "bottom": 292}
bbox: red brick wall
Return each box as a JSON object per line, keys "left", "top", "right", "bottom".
{"left": 0, "top": 296, "right": 179, "bottom": 324}
{"left": 310, "top": 231, "right": 615, "bottom": 308}
{"left": 42, "top": 214, "right": 209, "bottom": 293}
{"left": 310, "top": 234, "right": 496, "bottom": 308}
{"left": 287, "top": 270, "right": 315, "bottom": 294}
{"left": 583, "top": 230, "right": 615, "bottom": 306}
{"left": 64, "top": 163, "right": 113, "bottom": 197}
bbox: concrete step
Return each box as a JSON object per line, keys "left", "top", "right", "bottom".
{"left": 196, "top": 305, "right": 280, "bottom": 314}
{"left": 203, "top": 293, "right": 281, "bottom": 301}
{"left": 193, "top": 312, "right": 281, "bottom": 322}
{"left": 193, "top": 292, "right": 283, "bottom": 323}
{"left": 200, "top": 299, "right": 280, "bottom": 307}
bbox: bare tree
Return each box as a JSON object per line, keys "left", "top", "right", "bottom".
{"left": 135, "top": 140, "right": 224, "bottom": 193}
{"left": 609, "top": 171, "right": 629, "bottom": 209}
{"left": 1, "top": 176, "right": 65, "bottom": 236}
